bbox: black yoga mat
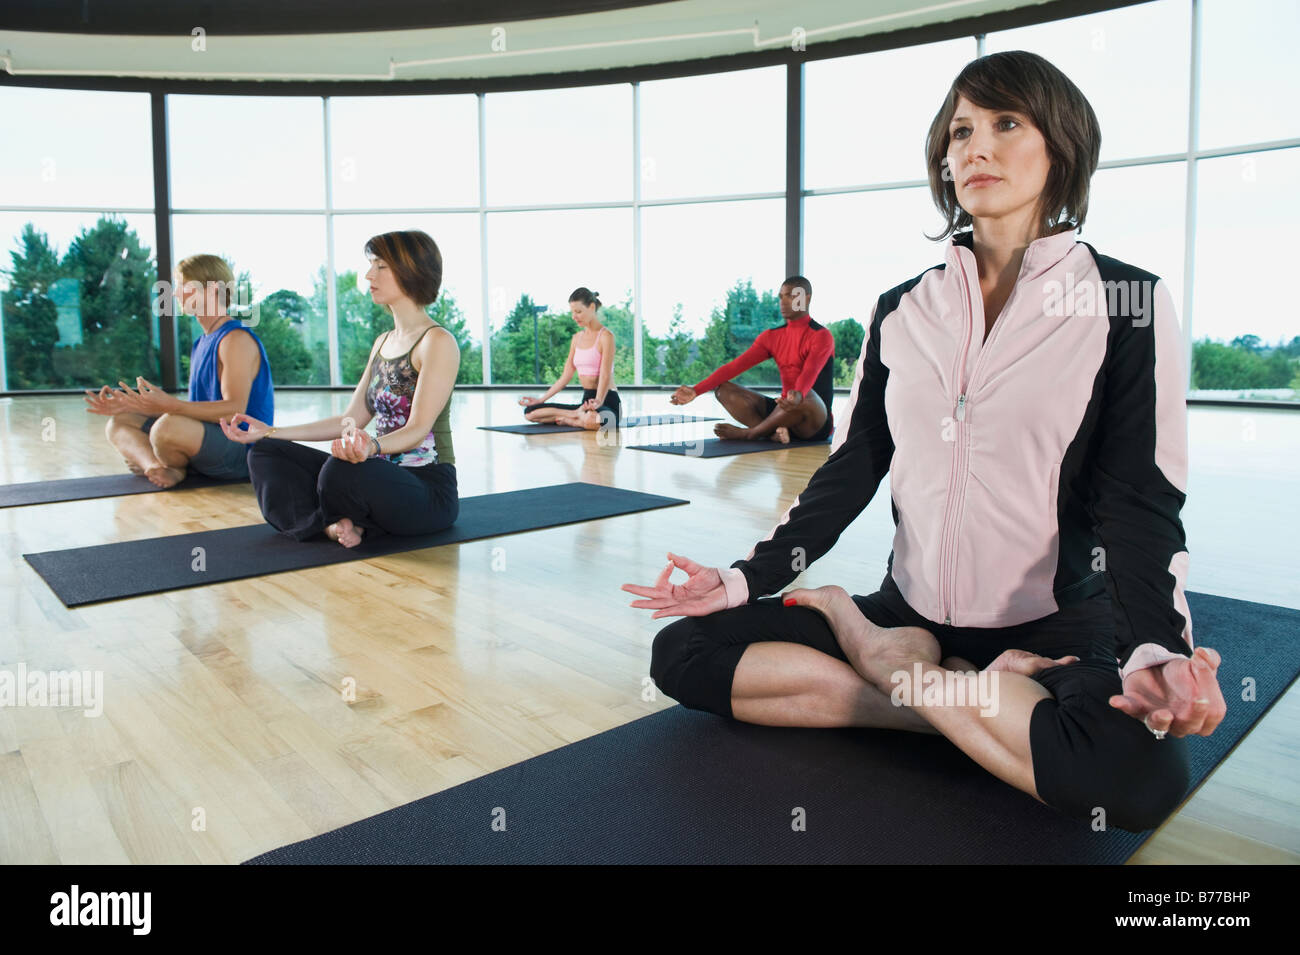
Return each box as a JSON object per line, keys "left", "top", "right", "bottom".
{"left": 23, "top": 482, "right": 686, "bottom": 607}
{"left": 480, "top": 413, "right": 721, "bottom": 434}
{"left": 244, "top": 591, "right": 1299, "bottom": 865}
{"left": 0, "top": 471, "right": 247, "bottom": 508}
{"left": 631, "top": 436, "right": 832, "bottom": 457}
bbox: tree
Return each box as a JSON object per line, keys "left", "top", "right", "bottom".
{"left": 429, "top": 291, "right": 482, "bottom": 384}
{"left": 1191, "top": 338, "right": 1294, "bottom": 391}
{"left": 651, "top": 305, "right": 694, "bottom": 385}
{"left": 827, "top": 318, "right": 864, "bottom": 387}
{"left": 2, "top": 224, "right": 63, "bottom": 389}
{"left": 57, "top": 216, "right": 158, "bottom": 387}
{"left": 0, "top": 216, "right": 159, "bottom": 389}
{"left": 253, "top": 288, "right": 315, "bottom": 386}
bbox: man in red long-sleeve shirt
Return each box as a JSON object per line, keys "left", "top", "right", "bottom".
{"left": 671, "top": 276, "right": 835, "bottom": 443}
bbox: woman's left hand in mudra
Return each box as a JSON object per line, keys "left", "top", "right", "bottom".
{"left": 1109, "top": 646, "right": 1227, "bottom": 738}
{"left": 331, "top": 429, "right": 373, "bottom": 463}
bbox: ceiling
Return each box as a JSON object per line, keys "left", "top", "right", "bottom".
{"left": 0, "top": 0, "right": 1099, "bottom": 85}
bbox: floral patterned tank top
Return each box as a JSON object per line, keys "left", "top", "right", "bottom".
{"left": 364, "top": 325, "right": 456, "bottom": 467}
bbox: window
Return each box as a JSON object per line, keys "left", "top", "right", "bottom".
{"left": 485, "top": 208, "right": 633, "bottom": 385}
{"left": 0, "top": 86, "right": 156, "bottom": 392}
{"left": 805, "top": 38, "right": 976, "bottom": 189}
{"left": 1198, "top": 0, "right": 1300, "bottom": 150}
{"left": 169, "top": 95, "right": 325, "bottom": 210}
{"left": 639, "top": 67, "right": 785, "bottom": 200}
{"left": 1084, "top": 161, "right": 1187, "bottom": 321}
{"left": 1190, "top": 147, "right": 1299, "bottom": 399}
{"left": 329, "top": 94, "right": 479, "bottom": 210}
{"left": 0, "top": 211, "right": 157, "bottom": 390}
{"left": 640, "top": 198, "right": 784, "bottom": 387}
{"left": 171, "top": 214, "right": 329, "bottom": 386}
{"left": 985, "top": 0, "right": 1191, "bottom": 161}
{"left": 804, "top": 189, "right": 948, "bottom": 384}
{"left": 486, "top": 85, "right": 631, "bottom": 206}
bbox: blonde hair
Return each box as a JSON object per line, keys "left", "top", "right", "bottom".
{"left": 176, "top": 253, "right": 236, "bottom": 310}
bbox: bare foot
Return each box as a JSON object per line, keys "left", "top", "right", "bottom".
{"left": 714, "top": 423, "right": 750, "bottom": 440}
{"left": 144, "top": 464, "right": 185, "bottom": 488}
{"left": 783, "top": 584, "right": 941, "bottom": 690}
{"left": 772, "top": 426, "right": 790, "bottom": 444}
{"left": 124, "top": 458, "right": 145, "bottom": 476}
{"left": 324, "top": 518, "right": 366, "bottom": 548}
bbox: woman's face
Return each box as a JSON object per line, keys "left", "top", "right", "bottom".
{"left": 364, "top": 255, "right": 402, "bottom": 306}
{"left": 945, "top": 95, "right": 1052, "bottom": 233}
{"left": 570, "top": 300, "right": 596, "bottom": 326}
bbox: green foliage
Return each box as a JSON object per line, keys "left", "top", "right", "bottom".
{"left": 2, "top": 216, "right": 159, "bottom": 389}
{"left": 15, "top": 219, "right": 1287, "bottom": 402}
{"left": 251, "top": 288, "right": 316, "bottom": 385}
{"left": 827, "top": 319, "right": 864, "bottom": 387}
{"left": 720, "top": 279, "right": 782, "bottom": 389}
{"left": 2, "top": 224, "right": 63, "bottom": 389}
{"left": 1192, "top": 338, "right": 1297, "bottom": 391}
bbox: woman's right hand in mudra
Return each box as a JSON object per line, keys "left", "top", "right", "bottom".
{"left": 518, "top": 396, "right": 539, "bottom": 407}
{"left": 623, "top": 552, "right": 727, "bottom": 618}
{"left": 219, "top": 413, "right": 272, "bottom": 443}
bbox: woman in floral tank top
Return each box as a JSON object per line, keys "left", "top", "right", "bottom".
{"left": 221, "top": 230, "right": 459, "bottom": 548}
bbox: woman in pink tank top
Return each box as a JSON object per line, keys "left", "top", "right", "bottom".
{"left": 518, "top": 287, "right": 621, "bottom": 430}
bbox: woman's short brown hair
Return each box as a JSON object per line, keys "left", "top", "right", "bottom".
{"left": 925, "top": 51, "right": 1101, "bottom": 241}
{"left": 365, "top": 230, "right": 443, "bottom": 306}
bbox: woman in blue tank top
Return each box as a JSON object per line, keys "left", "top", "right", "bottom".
{"left": 220, "top": 231, "right": 459, "bottom": 548}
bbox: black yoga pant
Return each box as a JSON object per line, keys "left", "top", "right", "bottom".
{"left": 525, "top": 388, "right": 621, "bottom": 426}
{"left": 246, "top": 438, "right": 458, "bottom": 541}
{"left": 650, "top": 573, "right": 1190, "bottom": 833}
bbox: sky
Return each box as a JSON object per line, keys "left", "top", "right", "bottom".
{"left": 1, "top": 0, "right": 1296, "bottom": 358}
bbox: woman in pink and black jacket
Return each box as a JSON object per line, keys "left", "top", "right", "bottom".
{"left": 625, "top": 51, "right": 1227, "bottom": 833}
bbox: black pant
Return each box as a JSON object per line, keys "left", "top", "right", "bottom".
{"left": 246, "top": 438, "right": 458, "bottom": 541}
{"left": 759, "top": 393, "right": 833, "bottom": 442}
{"left": 650, "top": 573, "right": 1189, "bottom": 833}
{"left": 526, "top": 388, "right": 621, "bottom": 426}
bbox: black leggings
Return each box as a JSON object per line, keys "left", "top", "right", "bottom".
{"left": 246, "top": 438, "right": 458, "bottom": 541}
{"left": 525, "top": 388, "right": 621, "bottom": 426}
{"left": 650, "top": 573, "right": 1190, "bottom": 833}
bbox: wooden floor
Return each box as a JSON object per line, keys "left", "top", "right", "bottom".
{"left": 0, "top": 390, "right": 1296, "bottom": 864}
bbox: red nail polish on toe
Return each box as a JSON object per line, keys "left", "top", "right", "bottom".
{"left": 783, "top": 597, "right": 796, "bottom": 607}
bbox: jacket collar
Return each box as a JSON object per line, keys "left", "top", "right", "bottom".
{"left": 948, "top": 227, "right": 1078, "bottom": 278}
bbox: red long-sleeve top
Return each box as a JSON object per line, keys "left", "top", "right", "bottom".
{"left": 693, "top": 315, "right": 835, "bottom": 398}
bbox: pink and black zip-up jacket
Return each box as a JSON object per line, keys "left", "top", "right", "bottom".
{"left": 719, "top": 229, "right": 1193, "bottom": 677}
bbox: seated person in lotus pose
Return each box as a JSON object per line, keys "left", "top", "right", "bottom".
{"left": 669, "top": 276, "right": 834, "bottom": 444}
{"left": 518, "top": 287, "right": 621, "bottom": 430}
{"left": 85, "top": 253, "right": 274, "bottom": 487}
{"left": 625, "top": 51, "right": 1226, "bottom": 833}
{"left": 219, "top": 230, "right": 458, "bottom": 549}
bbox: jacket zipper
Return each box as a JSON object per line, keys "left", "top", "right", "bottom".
{"left": 939, "top": 253, "right": 978, "bottom": 625}
{"left": 938, "top": 253, "right": 1030, "bottom": 625}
